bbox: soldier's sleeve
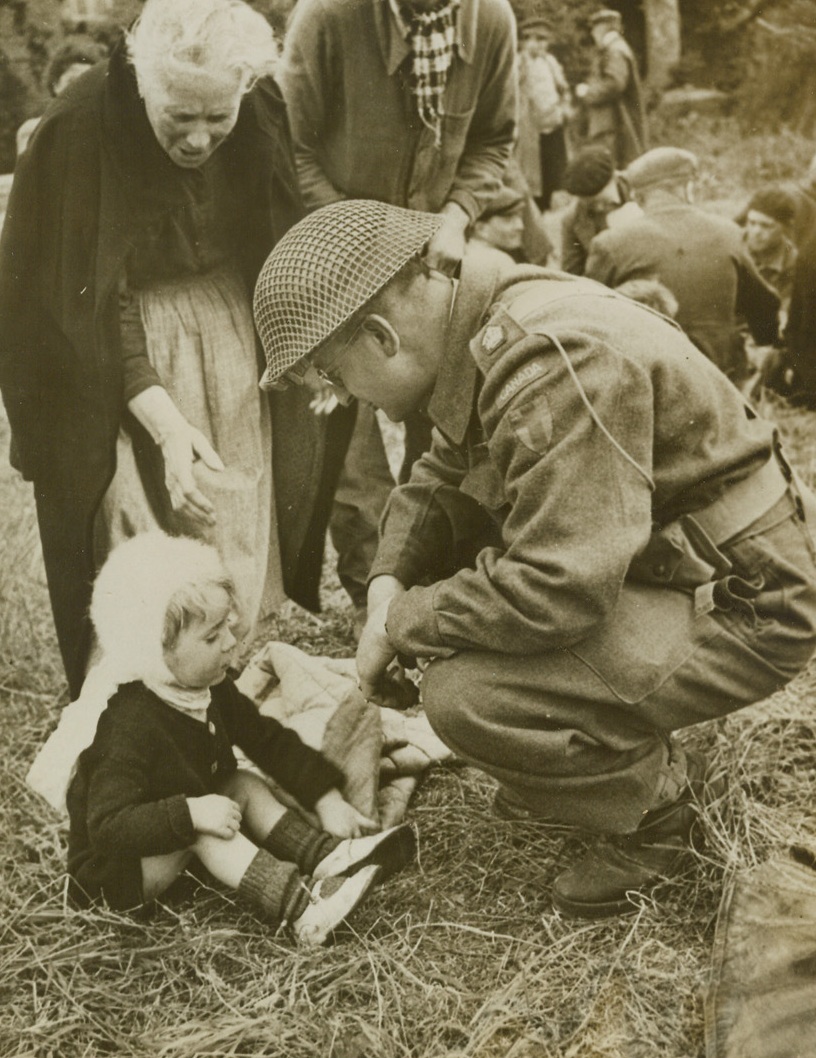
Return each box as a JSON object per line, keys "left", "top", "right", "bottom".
{"left": 385, "top": 310, "right": 655, "bottom": 657}
{"left": 368, "top": 428, "right": 489, "bottom": 589}
{"left": 446, "top": 2, "right": 517, "bottom": 221}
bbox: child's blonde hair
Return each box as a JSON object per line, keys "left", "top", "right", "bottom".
{"left": 92, "top": 532, "right": 236, "bottom": 682}
{"left": 162, "top": 573, "right": 237, "bottom": 651}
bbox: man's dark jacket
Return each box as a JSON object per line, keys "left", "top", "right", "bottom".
{"left": 0, "top": 47, "right": 324, "bottom": 697}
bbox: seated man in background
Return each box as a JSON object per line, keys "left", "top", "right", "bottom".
{"left": 741, "top": 187, "right": 798, "bottom": 322}
{"left": 586, "top": 147, "right": 780, "bottom": 384}
{"left": 253, "top": 199, "right": 816, "bottom": 919}
{"left": 559, "top": 146, "right": 639, "bottom": 274}
{"left": 470, "top": 183, "right": 552, "bottom": 265}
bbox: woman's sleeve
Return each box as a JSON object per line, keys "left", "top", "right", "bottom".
{"left": 119, "top": 278, "right": 162, "bottom": 402}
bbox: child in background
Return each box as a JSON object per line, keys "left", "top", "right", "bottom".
{"left": 66, "top": 532, "right": 415, "bottom": 945}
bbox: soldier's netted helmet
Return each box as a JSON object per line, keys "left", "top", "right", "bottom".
{"left": 255, "top": 200, "right": 444, "bottom": 388}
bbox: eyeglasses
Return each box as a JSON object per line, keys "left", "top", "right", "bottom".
{"left": 311, "top": 319, "right": 364, "bottom": 389}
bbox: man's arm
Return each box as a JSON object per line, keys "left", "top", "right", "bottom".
{"left": 443, "top": 4, "right": 518, "bottom": 224}
{"left": 581, "top": 41, "right": 632, "bottom": 107}
{"left": 383, "top": 329, "right": 655, "bottom": 659}
{"left": 734, "top": 246, "right": 781, "bottom": 347}
{"left": 367, "top": 426, "right": 488, "bottom": 588}
{"left": 277, "top": 0, "right": 345, "bottom": 210}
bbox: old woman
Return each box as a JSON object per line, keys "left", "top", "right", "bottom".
{"left": 0, "top": 0, "right": 322, "bottom": 697}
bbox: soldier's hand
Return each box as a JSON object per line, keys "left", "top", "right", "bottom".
{"left": 356, "top": 598, "right": 398, "bottom": 704}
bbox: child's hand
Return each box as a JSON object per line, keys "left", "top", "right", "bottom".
{"left": 187, "top": 794, "right": 242, "bottom": 839}
{"left": 314, "top": 788, "right": 377, "bottom": 838}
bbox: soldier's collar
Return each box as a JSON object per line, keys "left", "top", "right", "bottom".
{"left": 426, "top": 246, "right": 502, "bottom": 445}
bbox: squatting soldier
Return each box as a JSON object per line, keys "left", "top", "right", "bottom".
{"left": 253, "top": 200, "right": 816, "bottom": 918}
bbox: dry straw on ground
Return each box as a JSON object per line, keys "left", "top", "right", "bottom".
{"left": 2, "top": 122, "right": 816, "bottom": 1058}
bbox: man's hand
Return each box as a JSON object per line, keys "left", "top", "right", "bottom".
{"left": 127, "top": 385, "right": 224, "bottom": 530}
{"left": 187, "top": 794, "right": 242, "bottom": 839}
{"left": 426, "top": 202, "right": 470, "bottom": 273}
{"left": 314, "top": 788, "right": 378, "bottom": 838}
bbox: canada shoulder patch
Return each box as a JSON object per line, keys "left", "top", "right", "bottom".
{"left": 496, "top": 358, "right": 547, "bottom": 409}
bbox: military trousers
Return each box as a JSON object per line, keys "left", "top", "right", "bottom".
{"left": 422, "top": 490, "right": 816, "bottom": 834}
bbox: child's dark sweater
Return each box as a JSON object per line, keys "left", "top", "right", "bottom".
{"left": 66, "top": 677, "right": 343, "bottom": 909}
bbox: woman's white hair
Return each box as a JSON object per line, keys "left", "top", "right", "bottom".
{"left": 127, "top": 0, "right": 279, "bottom": 100}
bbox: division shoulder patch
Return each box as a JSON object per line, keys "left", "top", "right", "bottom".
{"left": 481, "top": 324, "right": 506, "bottom": 354}
{"left": 496, "top": 358, "right": 547, "bottom": 409}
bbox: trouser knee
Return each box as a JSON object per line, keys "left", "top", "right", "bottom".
{"left": 422, "top": 654, "right": 481, "bottom": 750}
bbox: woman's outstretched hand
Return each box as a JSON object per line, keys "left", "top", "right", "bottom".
{"left": 127, "top": 385, "right": 224, "bottom": 529}
{"left": 160, "top": 421, "right": 224, "bottom": 529}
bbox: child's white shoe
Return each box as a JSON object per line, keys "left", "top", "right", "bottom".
{"left": 312, "top": 823, "right": 417, "bottom": 882}
{"left": 293, "top": 863, "right": 381, "bottom": 946}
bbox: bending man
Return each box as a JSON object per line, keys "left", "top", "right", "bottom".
{"left": 253, "top": 200, "right": 816, "bottom": 918}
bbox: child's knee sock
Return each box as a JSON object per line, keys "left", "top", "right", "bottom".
{"left": 262, "top": 810, "right": 340, "bottom": 875}
{"left": 236, "top": 849, "right": 311, "bottom": 923}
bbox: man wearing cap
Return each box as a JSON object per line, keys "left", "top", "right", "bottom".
{"left": 574, "top": 9, "right": 646, "bottom": 169}
{"left": 559, "top": 145, "right": 640, "bottom": 274}
{"left": 470, "top": 180, "right": 552, "bottom": 265}
{"left": 586, "top": 146, "right": 780, "bottom": 382}
{"left": 253, "top": 198, "right": 816, "bottom": 918}
{"left": 277, "top": 0, "right": 518, "bottom": 632}
{"left": 741, "top": 187, "right": 798, "bottom": 317}
{"left": 516, "top": 16, "right": 570, "bottom": 212}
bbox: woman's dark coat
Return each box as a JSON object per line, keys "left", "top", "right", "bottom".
{"left": 0, "top": 47, "right": 325, "bottom": 697}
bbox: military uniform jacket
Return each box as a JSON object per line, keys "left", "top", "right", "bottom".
{"left": 369, "top": 246, "right": 774, "bottom": 659}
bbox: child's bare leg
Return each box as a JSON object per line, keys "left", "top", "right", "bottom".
{"left": 192, "top": 829, "right": 326, "bottom": 931}
{"left": 220, "top": 768, "right": 342, "bottom": 874}
{"left": 218, "top": 769, "right": 287, "bottom": 841}
{"left": 219, "top": 769, "right": 416, "bottom": 883}
{"left": 141, "top": 849, "right": 194, "bottom": 902}
{"left": 192, "top": 831, "right": 261, "bottom": 889}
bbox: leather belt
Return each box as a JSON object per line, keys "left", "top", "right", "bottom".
{"left": 687, "top": 455, "right": 790, "bottom": 547}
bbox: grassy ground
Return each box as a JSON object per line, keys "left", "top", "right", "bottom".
{"left": 3, "top": 119, "right": 816, "bottom": 1058}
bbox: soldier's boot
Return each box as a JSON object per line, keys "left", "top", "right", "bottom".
{"left": 551, "top": 751, "right": 726, "bottom": 919}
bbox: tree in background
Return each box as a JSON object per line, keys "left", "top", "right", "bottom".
{"left": 681, "top": 0, "right": 816, "bottom": 132}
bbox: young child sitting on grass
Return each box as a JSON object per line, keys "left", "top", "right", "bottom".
{"left": 66, "top": 532, "right": 415, "bottom": 945}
